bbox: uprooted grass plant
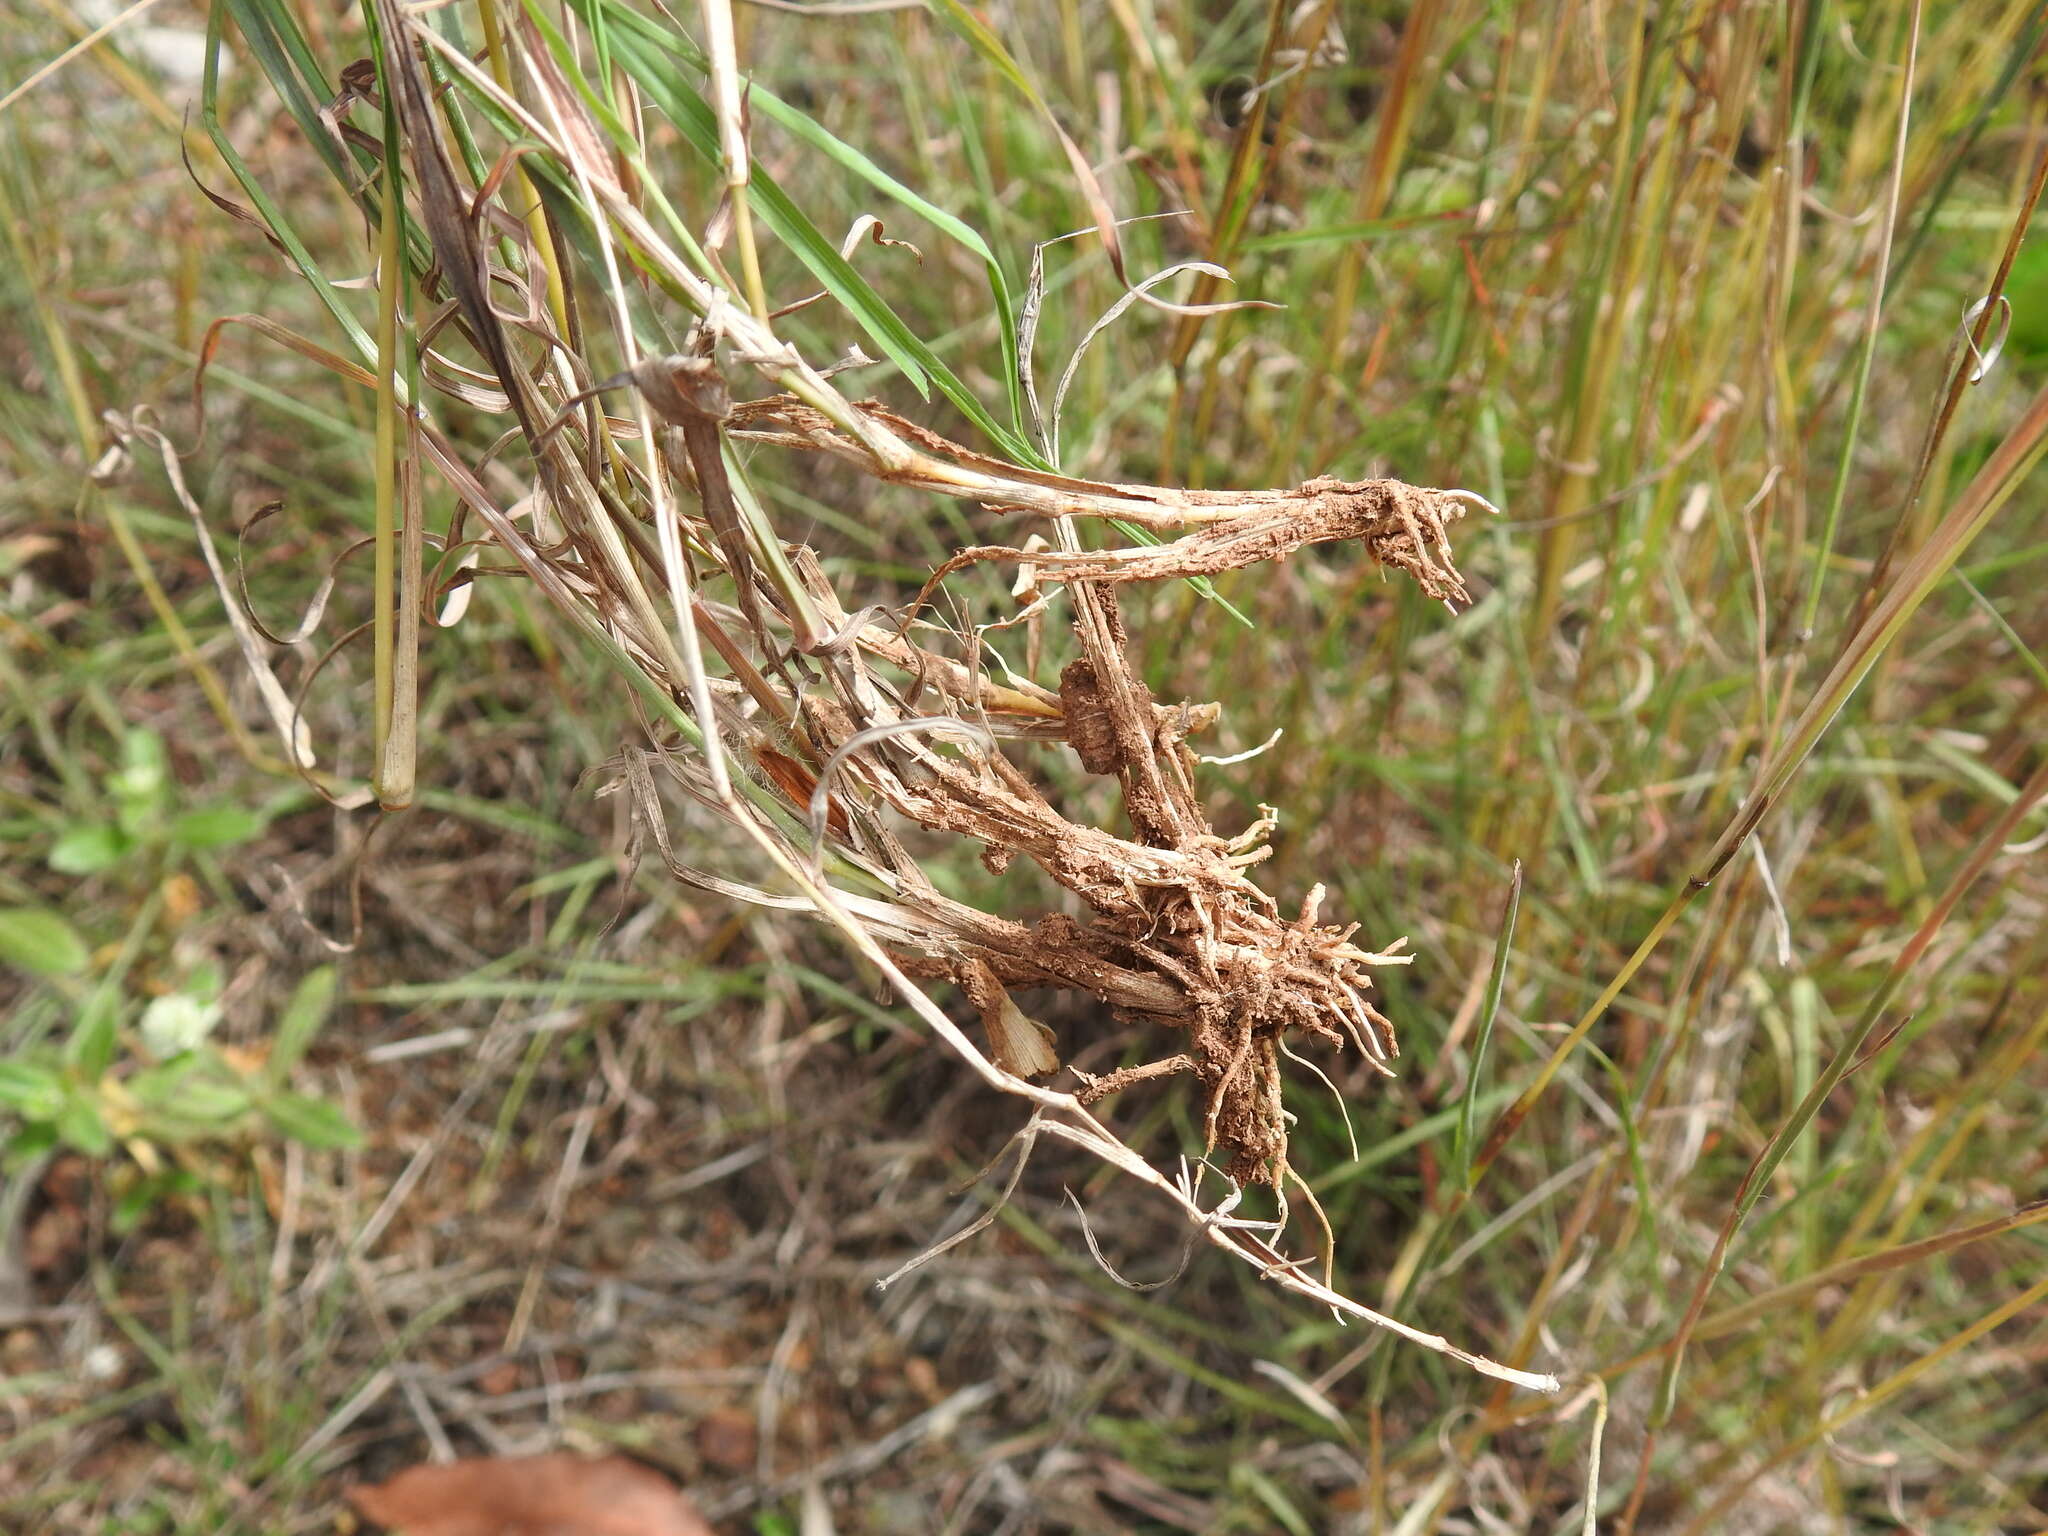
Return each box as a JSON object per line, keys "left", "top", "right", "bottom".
{"left": 129, "top": 0, "right": 1561, "bottom": 1390}
{"left": 10, "top": 0, "right": 2048, "bottom": 1528}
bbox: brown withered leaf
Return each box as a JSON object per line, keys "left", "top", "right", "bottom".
{"left": 958, "top": 958, "right": 1060, "bottom": 1077}
{"left": 692, "top": 1408, "right": 757, "bottom": 1473}
{"left": 346, "top": 1453, "right": 714, "bottom": 1536}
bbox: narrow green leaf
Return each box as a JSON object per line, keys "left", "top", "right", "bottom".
{"left": 202, "top": 3, "right": 378, "bottom": 367}
{"left": 577, "top": 30, "right": 922, "bottom": 394}
{"left": 1235, "top": 1465, "right": 1317, "bottom": 1536}
{"left": 585, "top": 0, "right": 1032, "bottom": 455}
{"left": 66, "top": 991, "right": 122, "bottom": 1078}
{"left": 56, "top": 1090, "right": 113, "bottom": 1156}
{"left": 925, "top": 0, "right": 1047, "bottom": 106}
{"left": 267, "top": 965, "right": 339, "bottom": 1086}
{"left": 568, "top": 12, "right": 1038, "bottom": 459}
{"left": 1454, "top": 861, "right": 1522, "bottom": 1191}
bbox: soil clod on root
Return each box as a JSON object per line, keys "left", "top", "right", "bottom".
{"left": 749, "top": 451, "right": 1451, "bottom": 1184}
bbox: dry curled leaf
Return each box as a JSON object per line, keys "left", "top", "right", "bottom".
{"left": 958, "top": 958, "right": 1060, "bottom": 1077}
{"left": 346, "top": 1453, "right": 714, "bottom": 1536}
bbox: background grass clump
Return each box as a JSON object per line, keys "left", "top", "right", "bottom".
{"left": 2, "top": 1, "right": 2046, "bottom": 1532}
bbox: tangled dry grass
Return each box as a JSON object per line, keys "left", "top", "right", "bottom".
{"left": 12, "top": 0, "right": 2048, "bottom": 1525}
{"left": 116, "top": 0, "right": 1551, "bottom": 1393}
{"left": 589, "top": 363, "right": 1484, "bottom": 1189}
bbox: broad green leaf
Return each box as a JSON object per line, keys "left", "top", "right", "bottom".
{"left": 132, "top": 1057, "right": 253, "bottom": 1137}
{"left": 56, "top": 1090, "right": 113, "bottom": 1156}
{"left": 169, "top": 804, "right": 266, "bottom": 850}
{"left": 49, "top": 823, "right": 131, "bottom": 874}
{"left": 0, "top": 907, "right": 90, "bottom": 977}
{"left": 0, "top": 1060, "right": 65, "bottom": 1122}
{"left": 127, "top": 1055, "right": 203, "bottom": 1108}
{"left": 267, "top": 965, "right": 338, "bottom": 1086}
{"left": 261, "top": 1092, "right": 363, "bottom": 1150}
{"left": 164, "top": 1073, "right": 253, "bottom": 1125}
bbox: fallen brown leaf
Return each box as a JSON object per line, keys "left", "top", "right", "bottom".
{"left": 691, "top": 1408, "right": 756, "bottom": 1473}
{"left": 346, "top": 1453, "right": 714, "bottom": 1536}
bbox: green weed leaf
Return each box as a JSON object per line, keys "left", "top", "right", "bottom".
{"left": 127, "top": 1055, "right": 202, "bottom": 1109}
{"left": 118, "top": 726, "right": 169, "bottom": 783}
{"left": 49, "top": 823, "right": 132, "bottom": 874}
{"left": 4, "top": 1123, "right": 60, "bottom": 1172}
{"left": 110, "top": 728, "right": 170, "bottom": 825}
{"left": 66, "top": 991, "right": 122, "bottom": 1078}
{"left": 131, "top": 1055, "right": 255, "bottom": 1138}
{"left": 56, "top": 1089, "right": 113, "bottom": 1156}
{"left": 109, "top": 1167, "right": 201, "bottom": 1233}
{"left": 169, "top": 805, "right": 267, "bottom": 850}
{"left": 166, "top": 1072, "right": 254, "bottom": 1125}
{"left": 0, "top": 1060, "right": 66, "bottom": 1122}
{"left": 261, "top": 1092, "right": 362, "bottom": 1150}
{"left": 0, "top": 907, "right": 91, "bottom": 976}
{"left": 268, "top": 965, "right": 338, "bottom": 1086}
